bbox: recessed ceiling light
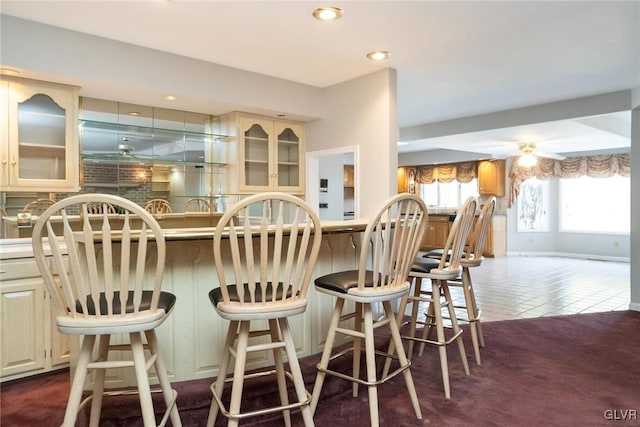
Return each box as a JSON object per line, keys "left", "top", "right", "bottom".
{"left": 366, "top": 51, "right": 390, "bottom": 61}
{"left": 0, "top": 68, "right": 20, "bottom": 76}
{"left": 164, "top": 95, "right": 176, "bottom": 101}
{"left": 128, "top": 112, "right": 141, "bottom": 116}
{"left": 312, "top": 7, "right": 344, "bottom": 21}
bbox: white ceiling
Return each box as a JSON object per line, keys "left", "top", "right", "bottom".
{"left": 1, "top": 0, "right": 638, "bottom": 157}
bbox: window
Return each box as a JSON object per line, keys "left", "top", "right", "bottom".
{"left": 560, "top": 175, "right": 629, "bottom": 234}
{"left": 517, "top": 179, "right": 549, "bottom": 232}
{"left": 420, "top": 179, "right": 478, "bottom": 208}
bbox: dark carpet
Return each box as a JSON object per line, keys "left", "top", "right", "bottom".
{"left": 2, "top": 310, "right": 639, "bottom": 426}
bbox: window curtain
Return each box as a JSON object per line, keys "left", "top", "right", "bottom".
{"left": 416, "top": 161, "right": 477, "bottom": 184}
{"left": 508, "top": 153, "right": 630, "bottom": 207}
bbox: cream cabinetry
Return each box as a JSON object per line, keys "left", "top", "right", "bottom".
{"left": 478, "top": 160, "right": 505, "bottom": 196}
{"left": 0, "top": 77, "right": 79, "bottom": 192}
{"left": 220, "top": 113, "right": 305, "bottom": 194}
{"left": 0, "top": 257, "right": 70, "bottom": 381}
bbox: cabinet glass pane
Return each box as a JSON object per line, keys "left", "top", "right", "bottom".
{"left": 18, "top": 94, "right": 66, "bottom": 180}
{"left": 244, "top": 124, "right": 269, "bottom": 186}
{"left": 277, "top": 127, "right": 299, "bottom": 187}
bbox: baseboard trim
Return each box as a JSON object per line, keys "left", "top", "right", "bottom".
{"left": 629, "top": 302, "right": 640, "bottom": 312}
{"left": 506, "top": 251, "right": 630, "bottom": 263}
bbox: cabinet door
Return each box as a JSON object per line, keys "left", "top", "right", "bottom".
{"left": 478, "top": 160, "right": 505, "bottom": 196}
{"left": 421, "top": 217, "right": 450, "bottom": 250}
{"left": 239, "top": 116, "right": 273, "bottom": 193}
{"left": 0, "top": 277, "right": 46, "bottom": 377}
{"left": 0, "top": 80, "right": 9, "bottom": 187}
{"left": 273, "top": 121, "right": 304, "bottom": 193}
{"left": 4, "top": 80, "right": 78, "bottom": 192}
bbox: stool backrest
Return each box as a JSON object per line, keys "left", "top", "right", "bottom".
{"left": 213, "top": 192, "right": 322, "bottom": 309}
{"left": 144, "top": 198, "right": 173, "bottom": 214}
{"left": 23, "top": 198, "right": 56, "bottom": 215}
{"left": 184, "top": 198, "right": 210, "bottom": 212}
{"left": 466, "top": 196, "right": 496, "bottom": 263}
{"left": 86, "top": 201, "right": 117, "bottom": 214}
{"left": 432, "top": 196, "right": 477, "bottom": 276}
{"left": 32, "top": 194, "right": 166, "bottom": 318}
{"left": 357, "top": 194, "right": 428, "bottom": 291}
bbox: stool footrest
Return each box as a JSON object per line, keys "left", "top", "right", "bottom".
{"left": 77, "top": 388, "right": 178, "bottom": 427}
{"left": 210, "top": 369, "right": 311, "bottom": 421}
{"left": 317, "top": 346, "right": 411, "bottom": 387}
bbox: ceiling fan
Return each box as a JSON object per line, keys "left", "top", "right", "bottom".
{"left": 507, "top": 142, "right": 565, "bottom": 167}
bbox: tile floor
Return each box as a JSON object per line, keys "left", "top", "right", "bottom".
{"left": 417, "top": 255, "right": 631, "bottom": 322}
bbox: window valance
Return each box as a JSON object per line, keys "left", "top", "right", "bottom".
{"left": 508, "top": 153, "right": 630, "bottom": 207}
{"left": 416, "top": 161, "right": 477, "bottom": 184}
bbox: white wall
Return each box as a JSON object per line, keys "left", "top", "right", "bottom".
{"left": 630, "top": 91, "right": 640, "bottom": 311}
{"left": 0, "top": 15, "right": 324, "bottom": 121}
{"left": 306, "top": 69, "right": 398, "bottom": 218}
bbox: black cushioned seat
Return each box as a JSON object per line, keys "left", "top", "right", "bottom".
{"left": 209, "top": 282, "right": 292, "bottom": 306}
{"left": 410, "top": 256, "right": 441, "bottom": 274}
{"left": 314, "top": 270, "right": 376, "bottom": 294}
{"left": 78, "top": 290, "right": 176, "bottom": 315}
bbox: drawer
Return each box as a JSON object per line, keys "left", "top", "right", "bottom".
{"left": 0, "top": 258, "right": 42, "bottom": 281}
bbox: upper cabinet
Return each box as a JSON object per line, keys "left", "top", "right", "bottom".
{"left": 397, "top": 166, "right": 417, "bottom": 194}
{"left": 0, "top": 77, "right": 79, "bottom": 192}
{"left": 220, "top": 113, "right": 305, "bottom": 194}
{"left": 478, "top": 160, "right": 505, "bottom": 196}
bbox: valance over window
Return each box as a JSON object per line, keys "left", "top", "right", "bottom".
{"left": 416, "top": 162, "right": 477, "bottom": 184}
{"left": 508, "top": 153, "right": 630, "bottom": 207}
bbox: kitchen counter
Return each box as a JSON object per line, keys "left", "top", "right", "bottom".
{"left": 0, "top": 218, "right": 369, "bottom": 259}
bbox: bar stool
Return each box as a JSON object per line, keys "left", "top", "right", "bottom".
{"left": 144, "top": 198, "right": 173, "bottom": 214}
{"left": 310, "top": 193, "right": 428, "bottom": 427}
{"left": 206, "top": 193, "right": 322, "bottom": 427}
{"left": 31, "top": 194, "right": 181, "bottom": 427}
{"left": 423, "top": 196, "right": 496, "bottom": 365}
{"left": 184, "top": 197, "right": 210, "bottom": 212}
{"left": 386, "top": 196, "right": 477, "bottom": 399}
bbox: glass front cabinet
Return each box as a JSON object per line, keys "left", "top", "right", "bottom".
{"left": 0, "top": 77, "right": 79, "bottom": 192}
{"left": 221, "top": 113, "right": 305, "bottom": 194}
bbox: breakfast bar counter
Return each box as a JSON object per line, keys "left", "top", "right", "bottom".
{"left": 0, "top": 219, "right": 368, "bottom": 385}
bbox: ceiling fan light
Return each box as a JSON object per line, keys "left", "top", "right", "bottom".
{"left": 518, "top": 153, "right": 537, "bottom": 168}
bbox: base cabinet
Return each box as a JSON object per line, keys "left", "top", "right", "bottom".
{"left": 421, "top": 216, "right": 450, "bottom": 250}
{"left": 0, "top": 257, "right": 70, "bottom": 381}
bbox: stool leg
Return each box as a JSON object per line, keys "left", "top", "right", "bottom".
{"left": 442, "top": 281, "right": 470, "bottom": 376}
{"left": 269, "top": 319, "right": 291, "bottom": 427}
{"left": 383, "top": 301, "right": 422, "bottom": 420}
{"left": 461, "top": 268, "right": 482, "bottom": 365}
{"left": 145, "top": 329, "right": 182, "bottom": 427}
{"left": 228, "top": 321, "right": 250, "bottom": 427}
{"left": 352, "top": 302, "right": 363, "bottom": 397}
{"left": 89, "top": 334, "right": 110, "bottom": 427}
{"left": 381, "top": 289, "right": 411, "bottom": 378}
{"left": 279, "top": 317, "right": 315, "bottom": 427}
{"left": 130, "top": 332, "right": 155, "bottom": 427}
{"left": 62, "top": 334, "right": 96, "bottom": 427}
{"left": 431, "top": 280, "right": 451, "bottom": 399}
{"left": 311, "top": 298, "right": 344, "bottom": 416}
{"left": 207, "top": 320, "right": 239, "bottom": 427}
{"left": 362, "top": 303, "right": 379, "bottom": 427}
{"left": 407, "top": 276, "right": 423, "bottom": 359}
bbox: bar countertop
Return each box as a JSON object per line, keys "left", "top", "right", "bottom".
{"left": 0, "top": 218, "right": 370, "bottom": 260}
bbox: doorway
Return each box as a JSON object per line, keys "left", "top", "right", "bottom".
{"left": 306, "top": 146, "right": 359, "bottom": 221}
